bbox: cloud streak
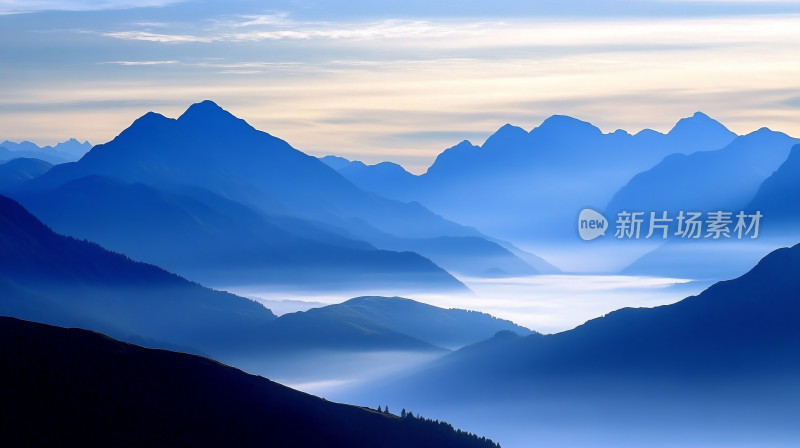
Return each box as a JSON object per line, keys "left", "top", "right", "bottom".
{"left": 0, "top": 0, "right": 182, "bottom": 14}
{"left": 102, "top": 18, "right": 497, "bottom": 43}
{"left": 103, "top": 60, "right": 179, "bottom": 65}
{"left": 3, "top": 5, "right": 800, "bottom": 172}
{"left": 97, "top": 14, "right": 800, "bottom": 53}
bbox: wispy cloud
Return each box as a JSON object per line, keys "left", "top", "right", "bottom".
{"left": 101, "top": 18, "right": 496, "bottom": 43}
{"left": 97, "top": 14, "right": 800, "bottom": 51}
{"left": 102, "top": 31, "right": 212, "bottom": 43}
{"left": 0, "top": 0, "right": 182, "bottom": 14}
{"left": 103, "top": 60, "right": 179, "bottom": 65}
{"left": 4, "top": 4, "right": 800, "bottom": 172}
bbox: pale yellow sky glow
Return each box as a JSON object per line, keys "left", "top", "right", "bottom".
{"left": 2, "top": 13, "right": 800, "bottom": 172}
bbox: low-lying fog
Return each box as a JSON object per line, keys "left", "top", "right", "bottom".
{"left": 230, "top": 274, "right": 709, "bottom": 335}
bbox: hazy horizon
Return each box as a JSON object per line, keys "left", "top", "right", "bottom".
{"left": 3, "top": 1, "right": 800, "bottom": 172}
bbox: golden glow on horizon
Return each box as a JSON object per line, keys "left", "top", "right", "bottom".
{"left": 2, "top": 15, "right": 800, "bottom": 173}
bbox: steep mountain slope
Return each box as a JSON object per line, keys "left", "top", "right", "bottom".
{"left": 0, "top": 157, "right": 52, "bottom": 192}
{"left": 606, "top": 127, "right": 799, "bottom": 217}
{"left": 16, "top": 101, "right": 538, "bottom": 287}
{"left": 269, "top": 296, "right": 533, "bottom": 351}
{"left": 326, "top": 113, "right": 737, "bottom": 243}
{"left": 0, "top": 138, "right": 90, "bottom": 163}
{"left": 14, "top": 175, "right": 463, "bottom": 291}
{"left": 747, "top": 144, "right": 800, "bottom": 234}
{"left": 0, "top": 317, "right": 499, "bottom": 448}
{"left": 28, "top": 101, "right": 471, "bottom": 240}
{"left": 0, "top": 194, "right": 277, "bottom": 357}
{"left": 354, "top": 243, "right": 800, "bottom": 446}
{"left": 609, "top": 131, "right": 799, "bottom": 279}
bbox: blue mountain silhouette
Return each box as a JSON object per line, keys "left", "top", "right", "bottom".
{"left": 0, "top": 194, "right": 277, "bottom": 357}
{"left": 325, "top": 112, "right": 736, "bottom": 243}
{"left": 359, "top": 242, "right": 800, "bottom": 446}
{"left": 1, "top": 195, "right": 530, "bottom": 363}
{"left": 0, "top": 157, "right": 52, "bottom": 192}
{"left": 0, "top": 138, "right": 90, "bottom": 164}
{"left": 606, "top": 127, "right": 799, "bottom": 217}
{"left": 747, "top": 144, "right": 800, "bottom": 234}
{"left": 16, "top": 101, "right": 507, "bottom": 290}
{"left": 320, "top": 156, "right": 558, "bottom": 275}
{"left": 267, "top": 296, "right": 533, "bottom": 352}
{"left": 611, "top": 129, "right": 799, "bottom": 280}
{"left": 0, "top": 317, "right": 499, "bottom": 448}
{"left": 15, "top": 175, "right": 465, "bottom": 291}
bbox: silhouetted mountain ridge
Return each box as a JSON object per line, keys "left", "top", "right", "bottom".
{"left": 270, "top": 296, "right": 533, "bottom": 351}
{"left": 0, "top": 194, "right": 277, "bottom": 357}
{"left": 0, "top": 138, "right": 90, "bottom": 164}
{"left": 0, "top": 157, "right": 52, "bottom": 192}
{"left": 326, "top": 112, "right": 737, "bottom": 242}
{"left": 0, "top": 317, "right": 499, "bottom": 448}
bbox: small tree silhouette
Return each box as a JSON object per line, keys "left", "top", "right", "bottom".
{"left": 401, "top": 408, "right": 406, "bottom": 418}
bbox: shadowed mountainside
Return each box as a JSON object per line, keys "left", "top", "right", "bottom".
{"left": 269, "top": 296, "right": 533, "bottom": 351}
{"left": 0, "top": 193, "right": 277, "bottom": 357}
{"left": 324, "top": 112, "right": 737, "bottom": 243}
{"left": 1, "top": 194, "right": 531, "bottom": 361}
{"left": 0, "top": 138, "right": 90, "bottom": 164}
{"left": 0, "top": 317, "right": 500, "bottom": 448}
{"left": 351, "top": 242, "right": 800, "bottom": 446}
{"left": 0, "top": 157, "right": 52, "bottom": 192}
{"left": 12, "top": 101, "right": 546, "bottom": 290}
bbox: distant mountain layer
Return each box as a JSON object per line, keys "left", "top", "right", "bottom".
{"left": 370, "top": 240, "right": 800, "bottom": 404}
{"left": 0, "top": 138, "right": 90, "bottom": 164}
{"left": 606, "top": 128, "right": 799, "bottom": 217}
{"left": 0, "top": 194, "right": 277, "bottom": 358}
{"left": 609, "top": 131, "right": 800, "bottom": 279}
{"left": 0, "top": 194, "right": 527, "bottom": 360}
{"left": 0, "top": 317, "right": 499, "bottom": 448}
{"left": 748, "top": 144, "right": 800, "bottom": 232}
{"left": 356, "top": 242, "right": 800, "bottom": 446}
{"left": 323, "top": 112, "right": 738, "bottom": 242}
{"left": 12, "top": 101, "right": 545, "bottom": 289}
{"left": 15, "top": 175, "right": 465, "bottom": 292}
{"left": 0, "top": 158, "right": 52, "bottom": 192}
{"left": 269, "top": 296, "right": 533, "bottom": 351}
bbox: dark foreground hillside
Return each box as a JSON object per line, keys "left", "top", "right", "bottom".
{"left": 0, "top": 317, "right": 499, "bottom": 448}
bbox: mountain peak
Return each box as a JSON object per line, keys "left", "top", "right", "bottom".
{"left": 533, "top": 115, "right": 602, "bottom": 138}
{"left": 179, "top": 100, "right": 230, "bottom": 120}
{"left": 453, "top": 139, "right": 476, "bottom": 150}
{"left": 121, "top": 111, "right": 172, "bottom": 135}
{"left": 482, "top": 123, "right": 528, "bottom": 149}
{"left": 668, "top": 111, "right": 735, "bottom": 139}
{"left": 177, "top": 100, "right": 254, "bottom": 135}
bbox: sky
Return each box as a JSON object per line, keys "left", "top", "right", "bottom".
{"left": 2, "top": 0, "right": 800, "bottom": 173}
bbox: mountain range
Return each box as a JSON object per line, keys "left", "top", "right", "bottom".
{"left": 0, "top": 193, "right": 278, "bottom": 357}
{"left": 0, "top": 157, "right": 52, "bottom": 192}
{"left": 613, "top": 131, "right": 800, "bottom": 279}
{"left": 8, "top": 101, "right": 548, "bottom": 291}
{"left": 0, "top": 316, "right": 499, "bottom": 448}
{"left": 0, "top": 138, "right": 90, "bottom": 164}
{"left": 324, "top": 112, "right": 738, "bottom": 244}
{"left": 267, "top": 296, "right": 532, "bottom": 352}
{"left": 326, "top": 113, "right": 800, "bottom": 280}
{"left": 606, "top": 127, "right": 799, "bottom": 217}
{"left": 0, "top": 193, "right": 527, "bottom": 364}
{"left": 747, "top": 144, "right": 800, "bottom": 234}
{"left": 351, "top": 241, "right": 800, "bottom": 447}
